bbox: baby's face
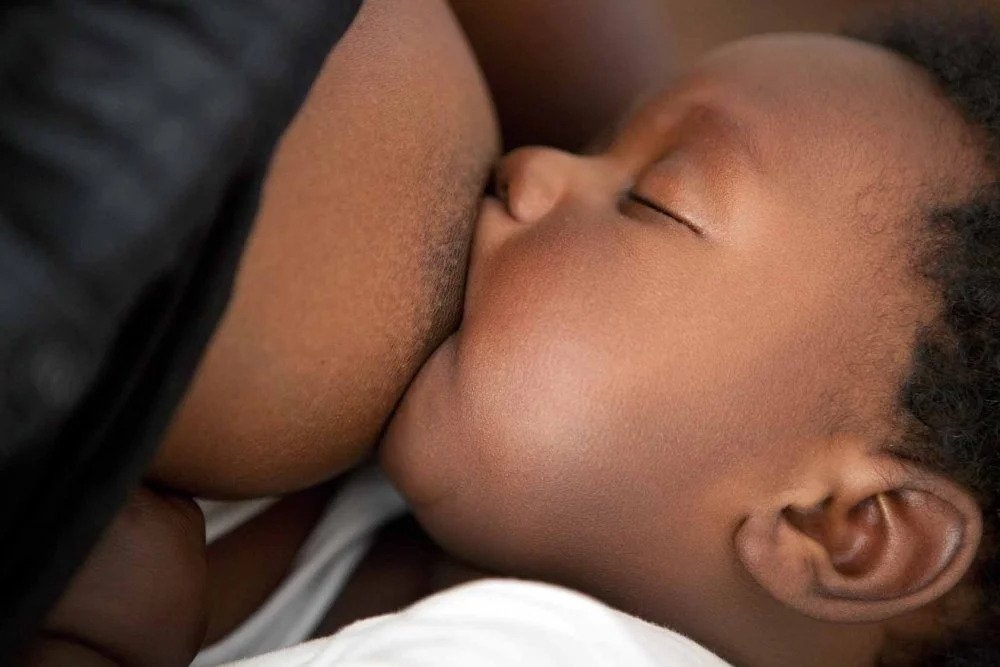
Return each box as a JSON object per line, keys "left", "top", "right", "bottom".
{"left": 381, "top": 34, "right": 975, "bottom": 633}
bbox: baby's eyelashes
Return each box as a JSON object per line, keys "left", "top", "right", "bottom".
{"left": 621, "top": 190, "right": 704, "bottom": 236}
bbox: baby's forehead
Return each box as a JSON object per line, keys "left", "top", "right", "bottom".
{"left": 656, "top": 33, "right": 979, "bottom": 200}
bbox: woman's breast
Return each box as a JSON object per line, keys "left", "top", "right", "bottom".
{"left": 149, "top": 0, "right": 499, "bottom": 498}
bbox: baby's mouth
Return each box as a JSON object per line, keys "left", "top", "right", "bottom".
{"left": 459, "top": 194, "right": 506, "bottom": 327}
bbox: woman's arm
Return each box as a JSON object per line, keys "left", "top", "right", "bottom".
{"left": 20, "top": 487, "right": 208, "bottom": 667}
{"left": 449, "top": 0, "right": 898, "bottom": 151}
{"left": 660, "top": 0, "right": 897, "bottom": 67}
{"left": 447, "top": 0, "right": 675, "bottom": 151}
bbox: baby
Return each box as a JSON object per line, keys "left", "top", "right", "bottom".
{"left": 30, "top": 3, "right": 1000, "bottom": 667}
{"left": 378, "top": 9, "right": 1000, "bottom": 667}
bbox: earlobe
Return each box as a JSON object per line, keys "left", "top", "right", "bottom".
{"left": 734, "top": 455, "right": 983, "bottom": 623}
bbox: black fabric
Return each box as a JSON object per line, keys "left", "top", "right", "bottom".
{"left": 0, "top": 0, "right": 363, "bottom": 659}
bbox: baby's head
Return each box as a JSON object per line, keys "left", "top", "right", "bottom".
{"left": 381, "top": 7, "right": 1000, "bottom": 666}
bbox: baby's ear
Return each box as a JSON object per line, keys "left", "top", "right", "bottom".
{"left": 734, "top": 446, "right": 982, "bottom": 623}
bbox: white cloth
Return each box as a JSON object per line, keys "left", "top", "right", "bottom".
{"left": 200, "top": 496, "right": 281, "bottom": 544}
{"left": 222, "top": 579, "right": 732, "bottom": 667}
{"left": 194, "top": 468, "right": 408, "bottom": 667}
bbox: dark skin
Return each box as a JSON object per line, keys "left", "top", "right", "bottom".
{"left": 26, "top": 1, "right": 987, "bottom": 666}
{"left": 146, "top": 0, "right": 498, "bottom": 499}
{"left": 25, "top": 0, "right": 670, "bottom": 663}
{"left": 446, "top": 0, "right": 675, "bottom": 150}
{"left": 21, "top": 488, "right": 208, "bottom": 667}
{"left": 381, "top": 33, "right": 987, "bottom": 667}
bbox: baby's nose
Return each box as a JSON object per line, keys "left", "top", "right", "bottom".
{"left": 494, "top": 147, "right": 575, "bottom": 224}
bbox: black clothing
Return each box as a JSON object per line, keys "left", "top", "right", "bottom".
{"left": 0, "top": 1, "right": 362, "bottom": 658}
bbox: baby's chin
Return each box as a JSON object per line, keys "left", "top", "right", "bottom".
{"left": 379, "top": 334, "right": 466, "bottom": 510}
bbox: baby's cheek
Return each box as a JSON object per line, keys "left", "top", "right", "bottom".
{"left": 459, "top": 320, "right": 622, "bottom": 465}
{"left": 409, "top": 334, "right": 625, "bottom": 556}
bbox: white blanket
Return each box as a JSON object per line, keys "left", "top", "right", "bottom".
{"left": 195, "top": 469, "right": 408, "bottom": 666}
{"left": 224, "top": 579, "right": 731, "bottom": 667}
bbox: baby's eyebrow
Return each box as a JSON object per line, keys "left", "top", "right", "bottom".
{"left": 685, "top": 103, "right": 766, "bottom": 173}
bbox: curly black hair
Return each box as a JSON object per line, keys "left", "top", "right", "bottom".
{"left": 850, "top": 5, "right": 1000, "bottom": 666}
